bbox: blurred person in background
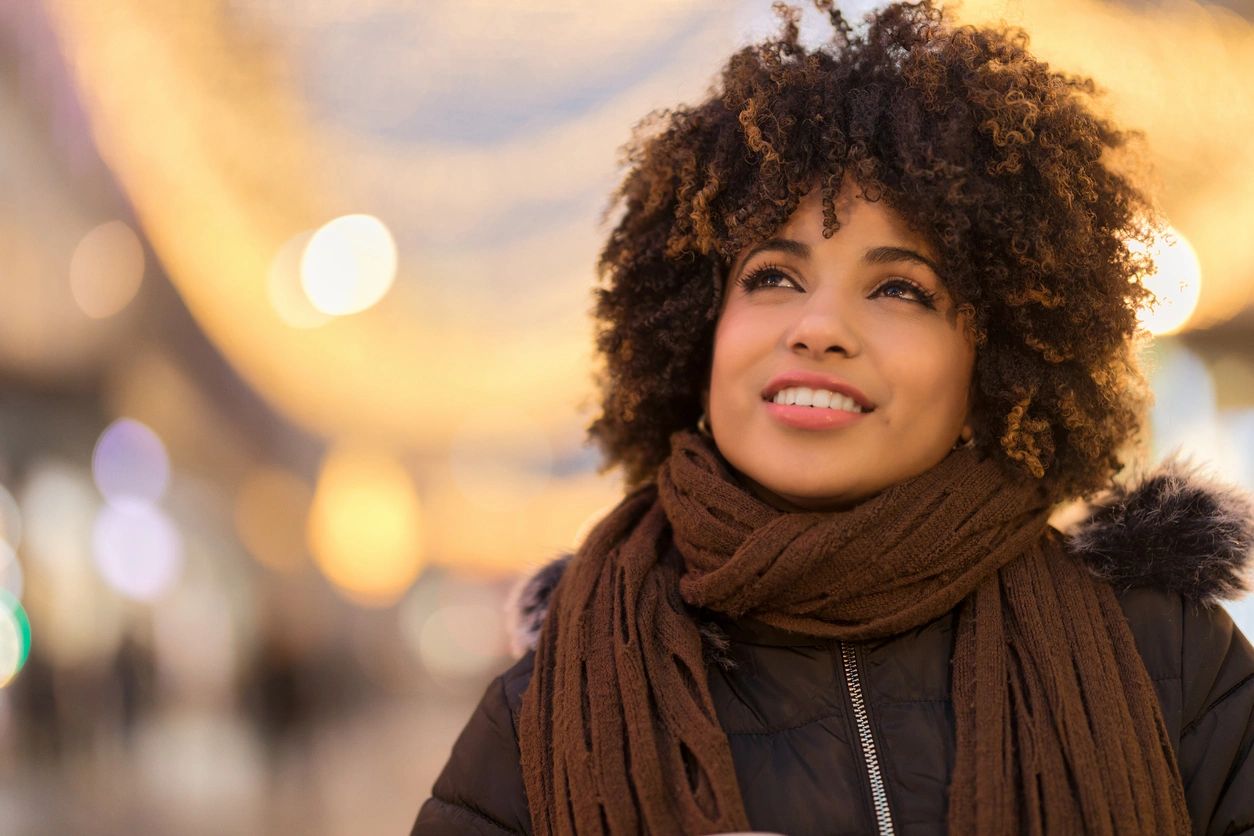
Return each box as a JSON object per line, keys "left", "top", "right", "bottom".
{"left": 413, "top": 1, "right": 1254, "bottom": 834}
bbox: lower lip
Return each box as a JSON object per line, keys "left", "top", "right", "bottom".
{"left": 763, "top": 400, "right": 870, "bottom": 430}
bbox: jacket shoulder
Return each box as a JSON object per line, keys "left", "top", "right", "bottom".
{"left": 1112, "top": 585, "right": 1250, "bottom": 711}
{"left": 412, "top": 658, "right": 534, "bottom": 835}
{"left": 1113, "top": 584, "right": 1254, "bottom": 835}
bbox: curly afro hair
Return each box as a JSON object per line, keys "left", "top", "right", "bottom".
{"left": 587, "top": 0, "right": 1161, "bottom": 504}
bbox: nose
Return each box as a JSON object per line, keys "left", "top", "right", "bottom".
{"left": 784, "top": 290, "right": 862, "bottom": 358}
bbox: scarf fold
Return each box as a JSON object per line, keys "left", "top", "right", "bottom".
{"left": 519, "top": 429, "right": 1190, "bottom": 834}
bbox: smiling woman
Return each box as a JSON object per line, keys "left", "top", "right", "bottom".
{"left": 412, "top": 2, "right": 1254, "bottom": 834}
{"left": 705, "top": 181, "right": 977, "bottom": 511}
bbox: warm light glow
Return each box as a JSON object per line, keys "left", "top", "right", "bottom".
{"left": 447, "top": 412, "right": 555, "bottom": 512}
{"left": 308, "top": 443, "right": 425, "bottom": 605}
{"left": 28, "top": 558, "right": 124, "bottom": 668}
{"left": 18, "top": 460, "right": 97, "bottom": 573}
{"left": 422, "top": 468, "right": 624, "bottom": 576}
{"left": 92, "top": 418, "right": 171, "bottom": 504}
{"left": 0, "top": 484, "right": 21, "bottom": 551}
{"left": 92, "top": 501, "right": 184, "bottom": 601}
{"left": 0, "top": 590, "right": 31, "bottom": 688}
{"left": 300, "top": 214, "right": 397, "bottom": 316}
{"left": 267, "top": 231, "right": 331, "bottom": 329}
{"left": 234, "top": 467, "right": 313, "bottom": 573}
{"left": 1133, "top": 227, "right": 1204, "bottom": 335}
{"left": 69, "top": 220, "right": 145, "bottom": 319}
{"left": 0, "top": 542, "right": 23, "bottom": 601}
{"left": 415, "top": 603, "right": 506, "bottom": 680}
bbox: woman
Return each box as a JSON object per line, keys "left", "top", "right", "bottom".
{"left": 413, "top": 2, "right": 1254, "bottom": 833}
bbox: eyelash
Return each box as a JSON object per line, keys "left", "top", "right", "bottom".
{"left": 735, "top": 263, "right": 939, "bottom": 309}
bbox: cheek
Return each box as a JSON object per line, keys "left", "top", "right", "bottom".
{"left": 884, "top": 331, "right": 974, "bottom": 415}
{"left": 709, "top": 310, "right": 768, "bottom": 388}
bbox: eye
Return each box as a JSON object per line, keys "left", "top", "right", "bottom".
{"left": 735, "top": 263, "right": 798, "bottom": 293}
{"left": 872, "top": 277, "right": 938, "bottom": 308}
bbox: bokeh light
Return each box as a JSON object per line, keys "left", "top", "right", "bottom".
{"left": 1221, "top": 408, "right": 1254, "bottom": 492}
{"left": 397, "top": 571, "right": 509, "bottom": 684}
{"left": 267, "top": 230, "right": 332, "bottom": 329}
{"left": 415, "top": 603, "right": 506, "bottom": 681}
{"left": 1144, "top": 339, "right": 1237, "bottom": 482}
{"left": 92, "top": 502, "right": 184, "bottom": 602}
{"left": 0, "top": 541, "right": 24, "bottom": 601}
{"left": 31, "top": 559, "right": 125, "bottom": 669}
{"left": 0, "top": 482, "right": 23, "bottom": 549}
{"left": 0, "top": 590, "right": 31, "bottom": 688}
{"left": 68, "top": 220, "right": 145, "bottom": 319}
{"left": 1134, "top": 226, "right": 1203, "bottom": 336}
{"left": 233, "top": 466, "right": 313, "bottom": 574}
{"left": 92, "top": 418, "right": 171, "bottom": 504}
{"left": 300, "top": 214, "right": 398, "bottom": 316}
{"left": 19, "top": 460, "right": 98, "bottom": 573}
{"left": 308, "top": 443, "right": 425, "bottom": 606}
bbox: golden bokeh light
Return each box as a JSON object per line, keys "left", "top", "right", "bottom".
{"left": 68, "top": 220, "right": 144, "bottom": 319}
{"left": 267, "top": 231, "right": 331, "bottom": 329}
{"left": 300, "top": 214, "right": 397, "bottom": 317}
{"left": 308, "top": 442, "right": 425, "bottom": 605}
{"left": 423, "top": 468, "right": 623, "bottom": 577}
{"left": 233, "top": 466, "right": 314, "bottom": 574}
{"left": 1133, "top": 227, "right": 1204, "bottom": 336}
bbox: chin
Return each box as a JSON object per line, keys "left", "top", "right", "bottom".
{"left": 785, "top": 485, "right": 878, "bottom": 509}
{"left": 748, "top": 464, "right": 876, "bottom": 509}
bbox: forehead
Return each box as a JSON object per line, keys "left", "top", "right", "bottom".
{"left": 732, "top": 186, "right": 941, "bottom": 270}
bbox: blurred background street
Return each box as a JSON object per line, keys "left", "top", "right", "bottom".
{"left": 0, "top": 0, "right": 1252, "bottom": 833}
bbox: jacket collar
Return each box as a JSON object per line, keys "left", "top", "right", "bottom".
{"left": 505, "top": 455, "right": 1254, "bottom": 657}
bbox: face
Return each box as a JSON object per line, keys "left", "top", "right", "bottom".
{"left": 703, "top": 180, "right": 976, "bottom": 512}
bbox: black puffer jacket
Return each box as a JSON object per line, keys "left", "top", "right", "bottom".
{"left": 413, "top": 463, "right": 1254, "bottom": 835}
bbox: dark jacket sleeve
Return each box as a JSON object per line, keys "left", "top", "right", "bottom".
{"left": 411, "top": 653, "right": 535, "bottom": 835}
{"left": 1176, "top": 598, "right": 1254, "bottom": 836}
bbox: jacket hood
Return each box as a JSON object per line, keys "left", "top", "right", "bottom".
{"left": 504, "top": 455, "right": 1254, "bottom": 657}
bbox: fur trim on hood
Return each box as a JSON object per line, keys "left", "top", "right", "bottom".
{"left": 504, "top": 456, "right": 1254, "bottom": 659}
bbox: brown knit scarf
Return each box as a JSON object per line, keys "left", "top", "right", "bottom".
{"left": 518, "top": 429, "right": 1190, "bottom": 834}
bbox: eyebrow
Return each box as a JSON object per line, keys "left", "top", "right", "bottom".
{"left": 737, "top": 238, "right": 944, "bottom": 277}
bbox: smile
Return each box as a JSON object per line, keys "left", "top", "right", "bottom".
{"left": 762, "top": 398, "right": 870, "bottom": 431}
{"left": 769, "top": 386, "right": 869, "bottom": 413}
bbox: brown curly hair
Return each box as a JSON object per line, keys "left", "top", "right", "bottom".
{"left": 587, "top": 0, "right": 1160, "bottom": 503}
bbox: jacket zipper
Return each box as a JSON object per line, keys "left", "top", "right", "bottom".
{"left": 839, "top": 641, "right": 896, "bottom": 836}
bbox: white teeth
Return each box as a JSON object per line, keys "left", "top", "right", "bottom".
{"left": 771, "top": 387, "right": 865, "bottom": 413}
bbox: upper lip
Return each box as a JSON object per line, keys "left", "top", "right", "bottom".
{"left": 762, "top": 371, "right": 876, "bottom": 410}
